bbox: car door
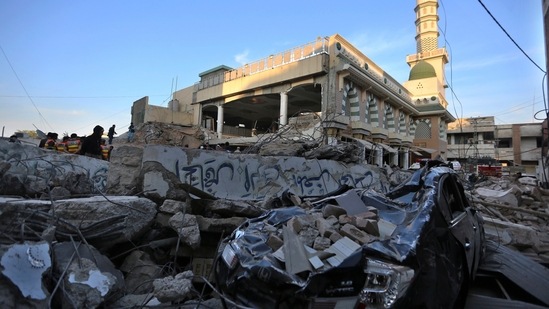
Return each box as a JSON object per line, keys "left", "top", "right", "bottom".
{"left": 437, "top": 173, "right": 479, "bottom": 276}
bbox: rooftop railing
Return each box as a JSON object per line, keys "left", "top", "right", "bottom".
{"left": 197, "top": 37, "right": 329, "bottom": 90}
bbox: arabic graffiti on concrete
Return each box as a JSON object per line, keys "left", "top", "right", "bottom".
{"left": 173, "top": 151, "right": 383, "bottom": 199}
{"left": 91, "top": 167, "right": 108, "bottom": 193}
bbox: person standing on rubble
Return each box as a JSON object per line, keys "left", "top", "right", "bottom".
{"left": 127, "top": 122, "right": 135, "bottom": 143}
{"left": 80, "top": 125, "right": 104, "bottom": 159}
{"left": 107, "top": 125, "right": 117, "bottom": 145}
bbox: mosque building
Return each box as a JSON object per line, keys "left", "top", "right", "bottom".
{"left": 132, "top": 0, "right": 455, "bottom": 168}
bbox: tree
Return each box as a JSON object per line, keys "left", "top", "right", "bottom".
{"left": 17, "top": 130, "right": 39, "bottom": 139}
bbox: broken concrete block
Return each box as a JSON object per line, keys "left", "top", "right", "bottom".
{"left": 106, "top": 145, "right": 144, "bottom": 196}
{"left": 363, "top": 219, "right": 380, "bottom": 236}
{"left": 168, "top": 213, "right": 201, "bottom": 249}
{"left": 203, "top": 199, "right": 265, "bottom": 218}
{"left": 289, "top": 193, "right": 302, "bottom": 206}
{"left": 53, "top": 242, "right": 124, "bottom": 308}
{"left": 287, "top": 217, "right": 303, "bottom": 233}
{"left": 476, "top": 187, "right": 519, "bottom": 207}
{"left": 338, "top": 214, "right": 353, "bottom": 225}
{"left": 366, "top": 206, "right": 379, "bottom": 215}
{"left": 195, "top": 216, "right": 246, "bottom": 233}
{"left": 329, "top": 232, "right": 343, "bottom": 243}
{"left": 141, "top": 161, "right": 190, "bottom": 203}
{"left": 323, "top": 204, "right": 347, "bottom": 218}
{"left": 316, "top": 217, "right": 336, "bottom": 238}
{"left": 518, "top": 177, "right": 539, "bottom": 187}
{"left": 340, "top": 223, "right": 371, "bottom": 245}
{"left": 43, "top": 186, "right": 71, "bottom": 200}
{"left": 298, "top": 227, "right": 320, "bottom": 247}
{"left": 324, "top": 215, "right": 339, "bottom": 226}
{"left": 160, "top": 199, "right": 187, "bottom": 214}
{"left": 267, "top": 234, "right": 284, "bottom": 252}
{"left": 313, "top": 237, "right": 331, "bottom": 251}
{"left": 153, "top": 271, "right": 194, "bottom": 303}
{"left": 1, "top": 241, "right": 51, "bottom": 300}
{"left": 355, "top": 211, "right": 378, "bottom": 221}
{"left": 50, "top": 196, "right": 158, "bottom": 249}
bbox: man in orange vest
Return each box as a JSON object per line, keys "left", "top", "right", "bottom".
{"left": 100, "top": 139, "right": 111, "bottom": 160}
{"left": 67, "top": 133, "right": 81, "bottom": 154}
{"left": 56, "top": 136, "right": 69, "bottom": 152}
{"left": 44, "top": 133, "right": 58, "bottom": 150}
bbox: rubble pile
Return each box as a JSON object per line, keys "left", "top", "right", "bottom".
{"left": 222, "top": 189, "right": 402, "bottom": 274}
{"left": 1, "top": 130, "right": 548, "bottom": 307}
{"left": 466, "top": 174, "right": 549, "bottom": 264}
{"left": 122, "top": 122, "right": 205, "bottom": 148}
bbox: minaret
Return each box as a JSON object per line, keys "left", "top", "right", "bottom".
{"left": 406, "top": 0, "right": 449, "bottom": 98}
{"left": 403, "top": 0, "right": 454, "bottom": 159}
{"left": 415, "top": 0, "right": 439, "bottom": 53}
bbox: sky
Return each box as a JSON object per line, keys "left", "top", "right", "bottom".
{"left": 0, "top": 0, "right": 546, "bottom": 137}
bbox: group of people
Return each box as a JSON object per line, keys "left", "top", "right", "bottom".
{"left": 38, "top": 125, "right": 117, "bottom": 161}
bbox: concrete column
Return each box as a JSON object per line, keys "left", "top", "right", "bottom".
{"left": 217, "top": 104, "right": 224, "bottom": 139}
{"left": 392, "top": 152, "right": 399, "bottom": 167}
{"left": 404, "top": 151, "right": 410, "bottom": 169}
{"left": 376, "top": 149, "right": 383, "bottom": 167}
{"left": 280, "top": 91, "right": 288, "bottom": 127}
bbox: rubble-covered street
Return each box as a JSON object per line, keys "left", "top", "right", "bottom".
{"left": 1, "top": 123, "right": 549, "bottom": 308}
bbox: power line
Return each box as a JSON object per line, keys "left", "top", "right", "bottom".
{"left": 0, "top": 43, "right": 54, "bottom": 131}
{"left": 493, "top": 97, "right": 544, "bottom": 117}
{"left": 478, "top": 0, "right": 546, "bottom": 74}
{"left": 438, "top": 0, "right": 464, "bottom": 129}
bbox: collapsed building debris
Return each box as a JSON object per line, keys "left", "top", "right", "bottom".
{"left": 0, "top": 124, "right": 548, "bottom": 308}
{"left": 215, "top": 162, "right": 486, "bottom": 308}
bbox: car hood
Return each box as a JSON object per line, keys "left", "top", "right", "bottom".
{"left": 219, "top": 164, "right": 457, "bottom": 290}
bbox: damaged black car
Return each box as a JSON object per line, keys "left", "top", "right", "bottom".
{"left": 214, "top": 160, "right": 485, "bottom": 308}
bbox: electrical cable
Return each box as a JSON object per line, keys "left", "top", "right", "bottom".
{"left": 478, "top": 0, "right": 546, "bottom": 74}
{"left": 0, "top": 43, "right": 54, "bottom": 132}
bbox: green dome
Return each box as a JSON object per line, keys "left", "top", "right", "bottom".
{"left": 409, "top": 60, "right": 436, "bottom": 80}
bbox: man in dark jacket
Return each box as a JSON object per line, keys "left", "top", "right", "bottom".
{"left": 107, "top": 125, "right": 117, "bottom": 145}
{"left": 80, "top": 125, "right": 104, "bottom": 159}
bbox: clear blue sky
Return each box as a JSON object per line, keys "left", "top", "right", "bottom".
{"left": 0, "top": 0, "right": 546, "bottom": 137}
